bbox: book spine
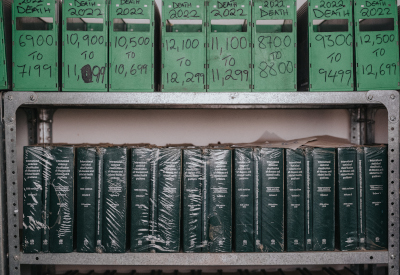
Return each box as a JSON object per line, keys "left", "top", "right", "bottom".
{"left": 149, "top": 148, "right": 159, "bottom": 252}
{"left": 49, "top": 146, "right": 75, "bottom": 253}
{"left": 285, "top": 148, "right": 305, "bottom": 252}
{"left": 42, "top": 146, "right": 51, "bottom": 252}
{"left": 96, "top": 148, "right": 105, "bottom": 252}
{"left": 76, "top": 147, "right": 96, "bottom": 252}
{"left": 312, "top": 148, "right": 335, "bottom": 251}
{"left": 208, "top": 149, "right": 232, "bottom": 252}
{"left": 157, "top": 148, "right": 182, "bottom": 252}
{"left": 23, "top": 146, "right": 43, "bottom": 253}
{"left": 254, "top": 148, "right": 262, "bottom": 252}
{"left": 201, "top": 149, "right": 210, "bottom": 252}
{"left": 337, "top": 147, "right": 358, "bottom": 251}
{"left": 365, "top": 146, "right": 388, "bottom": 250}
{"left": 260, "top": 148, "right": 284, "bottom": 252}
{"left": 234, "top": 148, "right": 254, "bottom": 252}
{"left": 102, "top": 147, "right": 128, "bottom": 253}
{"left": 183, "top": 149, "right": 202, "bottom": 252}
{"left": 304, "top": 147, "right": 313, "bottom": 251}
{"left": 357, "top": 147, "right": 366, "bottom": 250}
{"left": 131, "top": 147, "right": 152, "bottom": 252}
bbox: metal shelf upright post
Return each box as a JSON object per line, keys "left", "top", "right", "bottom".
{"left": 2, "top": 90, "right": 399, "bottom": 275}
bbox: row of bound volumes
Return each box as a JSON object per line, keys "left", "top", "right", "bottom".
{"left": 23, "top": 142, "right": 387, "bottom": 253}
{"left": 234, "top": 146, "right": 387, "bottom": 252}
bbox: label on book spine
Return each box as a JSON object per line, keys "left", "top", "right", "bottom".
{"left": 42, "top": 147, "right": 52, "bottom": 252}
{"left": 356, "top": 147, "right": 366, "bottom": 250}
{"left": 337, "top": 147, "right": 358, "bottom": 251}
{"left": 23, "top": 146, "right": 44, "bottom": 253}
{"left": 208, "top": 149, "right": 232, "bottom": 252}
{"left": 157, "top": 148, "right": 182, "bottom": 252}
{"left": 49, "top": 146, "right": 75, "bottom": 253}
{"left": 131, "top": 147, "right": 152, "bottom": 252}
{"left": 305, "top": 147, "right": 313, "bottom": 251}
{"left": 365, "top": 146, "right": 388, "bottom": 250}
{"left": 234, "top": 148, "right": 254, "bottom": 252}
{"left": 102, "top": 147, "right": 128, "bottom": 253}
{"left": 96, "top": 148, "right": 105, "bottom": 253}
{"left": 261, "top": 148, "right": 284, "bottom": 252}
{"left": 149, "top": 148, "right": 159, "bottom": 252}
{"left": 76, "top": 147, "right": 96, "bottom": 252}
{"left": 285, "top": 148, "right": 305, "bottom": 252}
{"left": 183, "top": 149, "right": 202, "bottom": 252}
{"left": 202, "top": 149, "right": 210, "bottom": 252}
{"left": 254, "top": 148, "right": 262, "bottom": 252}
{"left": 312, "top": 148, "right": 335, "bottom": 251}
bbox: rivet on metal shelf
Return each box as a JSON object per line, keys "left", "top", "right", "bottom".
{"left": 8, "top": 95, "right": 12, "bottom": 101}
{"left": 390, "top": 116, "right": 396, "bottom": 122}
{"left": 368, "top": 95, "right": 373, "bottom": 100}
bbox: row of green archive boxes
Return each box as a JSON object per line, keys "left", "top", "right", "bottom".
{"left": 7, "top": 0, "right": 400, "bottom": 92}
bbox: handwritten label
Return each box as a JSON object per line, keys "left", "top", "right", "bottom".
{"left": 210, "top": 0, "right": 247, "bottom": 17}
{"left": 312, "top": 0, "right": 349, "bottom": 18}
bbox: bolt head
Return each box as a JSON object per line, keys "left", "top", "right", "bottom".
{"left": 391, "top": 254, "right": 396, "bottom": 259}
{"left": 13, "top": 255, "right": 18, "bottom": 261}
{"left": 7, "top": 95, "right": 12, "bottom": 101}
{"left": 390, "top": 116, "right": 396, "bottom": 121}
{"left": 9, "top": 117, "right": 14, "bottom": 122}
{"left": 30, "top": 95, "right": 35, "bottom": 101}
{"left": 391, "top": 94, "right": 396, "bottom": 99}
{"left": 368, "top": 95, "right": 373, "bottom": 100}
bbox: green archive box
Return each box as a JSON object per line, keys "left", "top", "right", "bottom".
{"left": 297, "top": 0, "right": 354, "bottom": 91}
{"left": 162, "top": 0, "right": 206, "bottom": 92}
{"left": 12, "top": 0, "right": 58, "bottom": 91}
{"left": 109, "top": 0, "right": 160, "bottom": 92}
{"left": 62, "top": 0, "right": 108, "bottom": 91}
{"left": 0, "top": 0, "right": 10, "bottom": 90}
{"left": 207, "top": 0, "right": 252, "bottom": 92}
{"left": 354, "top": 0, "right": 399, "bottom": 90}
{"left": 252, "top": 0, "right": 297, "bottom": 91}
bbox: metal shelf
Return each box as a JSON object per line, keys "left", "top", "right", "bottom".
{"left": 2, "top": 91, "right": 399, "bottom": 275}
{"left": 19, "top": 251, "right": 388, "bottom": 266}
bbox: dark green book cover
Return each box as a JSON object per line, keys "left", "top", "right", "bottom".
{"left": 254, "top": 148, "right": 263, "bottom": 252}
{"left": 183, "top": 149, "right": 202, "bottom": 252}
{"left": 260, "top": 148, "right": 284, "bottom": 252}
{"left": 356, "top": 147, "right": 366, "bottom": 250}
{"left": 42, "top": 146, "right": 52, "bottom": 252}
{"left": 304, "top": 147, "right": 313, "bottom": 251}
{"left": 337, "top": 147, "right": 358, "bottom": 251}
{"left": 364, "top": 145, "right": 388, "bottom": 250}
{"left": 102, "top": 147, "right": 128, "bottom": 253}
{"left": 285, "top": 148, "right": 305, "bottom": 252}
{"left": 157, "top": 148, "right": 182, "bottom": 252}
{"left": 201, "top": 149, "right": 210, "bottom": 252}
{"left": 208, "top": 149, "right": 232, "bottom": 252}
{"left": 23, "top": 146, "right": 44, "bottom": 253}
{"left": 234, "top": 148, "right": 254, "bottom": 252}
{"left": 49, "top": 146, "right": 75, "bottom": 253}
{"left": 149, "top": 148, "right": 159, "bottom": 252}
{"left": 312, "top": 147, "right": 335, "bottom": 251}
{"left": 131, "top": 147, "right": 152, "bottom": 252}
{"left": 95, "top": 148, "right": 105, "bottom": 253}
{"left": 76, "top": 147, "right": 96, "bottom": 252}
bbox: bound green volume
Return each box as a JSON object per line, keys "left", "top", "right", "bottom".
{"left": 149, "top": 148, "right": 159, "bottom": 252}
{"left": 49, "top": 146, "right": 75, "bottom": 253}
{"left": 285, "top": 148, "right": 305, "bottom": 252}
{"left": 312, "top": 148, "right": 335, "bottom": 251}
{"left": 364, "top": 146, "right": 388, "bottom": 250}
{"left": 260, "top": 148, "right": 284, "bottom": 252}
{"left": 157, "top": 148, "right": 182, "bottom": 252}
{"left": 234, "top": 148, "right": 254, "bottom": 252}
{"left": 183, "top": 149, "right": 203, "bottom": 252}
{"left": 76, "top": 147, "right": 97, "bottom": 252}
{"left": 131, "top": 147, "right": 152, "bottom": 252}
{"left": 201, "top": 149, "right": 210, "bottom": 252}
{"left": 337, "top": 147, "right": 358, "bottom": 251}
{"left": 305, "top": 147, "right": 313, "bottom": 251}
{"left": 23, "top": 146, "right": 44, "bottom": 253}
{"left": 208, "top": 149, "right": 232, "bottom": 252}
{"left": 356, "top": 147, "right": 366, "bottom": 249}
{"left": 102, "top": 147, "right": 128, "bottom": 253}
{"left": 42, "top": 146, "right": 51, "bottom": 252}
{"left": 95, "top": 148, "right": 105, "bottom": 252}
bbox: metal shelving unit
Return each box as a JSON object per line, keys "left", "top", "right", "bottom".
{"left": 2, "top": 90, "right": 399, "bottom": 275}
